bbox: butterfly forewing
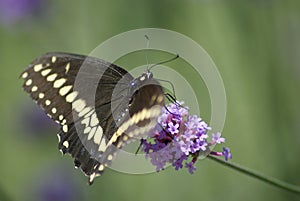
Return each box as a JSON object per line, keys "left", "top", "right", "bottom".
{"left": 21, "top": 52, "right": 165, "bottom": 184}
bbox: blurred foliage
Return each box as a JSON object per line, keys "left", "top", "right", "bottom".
{"left": 0, "top": 0, "right": 300, "bottom": 201}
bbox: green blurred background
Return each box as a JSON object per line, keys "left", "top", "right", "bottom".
{"left": 1, "top": 0, "right": 300, "bottom": 201}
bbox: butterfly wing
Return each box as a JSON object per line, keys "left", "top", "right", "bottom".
{"left": 21, "top": 52, "right": 165, "bottom": 184}
{"left": 21, "top": 53, "right": 132, "bottom": 180}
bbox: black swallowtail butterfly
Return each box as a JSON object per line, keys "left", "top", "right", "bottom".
{"left": 20, "top": 52, "right": 165, "bottom": 184}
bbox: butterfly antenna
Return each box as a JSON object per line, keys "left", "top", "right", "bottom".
{"left": 164, "top": 105, "right": 180, "bottom": 117}
{"left": 145, "top": 35, "right": 150, "bottom": 71}
{"left": 164, "top": 92, "right": 188, "bottom": 111}
{"left": 156, "top": 78, "right": 177, "bottom": 100}
{"left": 148, "top": 54, "right": 179, "bottom": 71}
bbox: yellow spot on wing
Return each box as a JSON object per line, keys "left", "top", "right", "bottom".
{"left": 72, "top": 99, "right": 86, "bottom": 112}
{"left": 93, "top": 126, "right": 103, "bottom": 144}
{"left": 58, "top": 115, "right": 64, "bottom": 120}
{"left": 88, "top": 127, "right": 96, "bottom": 139}
{"left": 65, "top": 63, "right": 70, "bottom": 73}
{"left": 45, "top": 99, "right": 51, "bottom": 106}
{"left": 90, "top": 113, "right": 99, "bottom": 127}
{"left": 53, "top": 78, "right": 66, "bottom": 88}
{"left": 98, "top": 165, "right": 104, "bottom": 171}
{"left": 63, "top": 141, "right": 69, "bottom": 148}
{"left": 84, "top": 127, "right": 91, "bottom": 134}
{"left": 22, "top": 72, "right": 28, "bottom": 79}
{"left": 33, "top": 64, "right": 43, "bottom": 72}
{"left": 78, "top": 107, "right": 92, "bottom": 117}
{"left": 52, "top": 107, "right": 57, "bottom": 114}
{"left": 62, "top": 125, "right": 68, "bottom": 132}
{"left": 51, "top": 56, "right": 57, "bottom": 63}
{"left": 38, "top": 93, "right": 44, "bottom": 99}
{"left": 59, "top": 85, "right": 72, "bottom": 96}
{"left": 41, "top": 69, "right": 51, "bottom": 76}
{"left": 98, "top": 139, "right": 107, "bottom": 152}
{"left": 107, "top": 154, "right": 113, "bottom": 161}
{"left": 31, "top": 86, "right": 38, "bottom": 92}
{"left": 81, "top": 117, "right": 90, "bottom": 126}
{"left": 25, "top": 79, "right": 32, "bottom": 86}
{"left": 66, "top": 91, "right": 78, "bottom": 103}
{"left": 157, "top": 95, "right": 164, "bottom": 103}
{"left": 123, "top": 135, "right": 128, "bottom": 141}
{"left": 46, "top": 74, "right": 58, "bottom": 82}
{"left": 106, "top": 106, "right": 161, "bottom": 147}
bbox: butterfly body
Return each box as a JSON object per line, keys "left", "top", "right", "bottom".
{"left": 21, "top": 52, "right": 164, "bottom": 184}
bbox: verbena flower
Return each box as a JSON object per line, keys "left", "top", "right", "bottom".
{"left": 17, "top": 103, "right": 58, "bottom": 138}
{"left": 142, "top": 101, "right": 232, "bottom": 174}
{"left": 0, "top": 0, "right": 46, "bottom": 25}
{"left": 34, "top": 165, "right": 83, "bottom": 201}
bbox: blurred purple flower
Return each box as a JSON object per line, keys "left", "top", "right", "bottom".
{"left": 18, "top": 102, "right": 59, "bottom": 138}
{"left": 34, "top": 165, "right": 83, "bottom": 201}
{"left": 142, "top": 101, "right": 232, "bottom": 174}
{"left": 212, "top": 132, "right": 225, "bottom": 144}
{"left": 0, "top": 0, "right": 45, "bottom": 25}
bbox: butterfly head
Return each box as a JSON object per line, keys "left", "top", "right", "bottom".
{"left": 128, "top": 70, "right": 153, "bottom": 96}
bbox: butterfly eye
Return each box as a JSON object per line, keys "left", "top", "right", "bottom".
{"left": 128, "top": 79, "right": 140, "bottom": 96}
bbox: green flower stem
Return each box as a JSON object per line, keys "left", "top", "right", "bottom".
{"left": 207, "top": 155, "right": 300, "bottom": 195}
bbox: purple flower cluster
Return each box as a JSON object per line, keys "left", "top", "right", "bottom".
{"left": 142, "top": 102, "right": 232, "bottom": 174}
